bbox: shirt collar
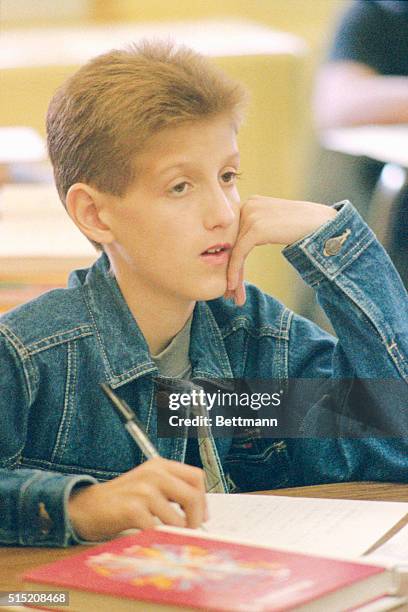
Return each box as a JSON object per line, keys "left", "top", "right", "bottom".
{"left": 69, "top": 254, "right": 233, "bottom": 387}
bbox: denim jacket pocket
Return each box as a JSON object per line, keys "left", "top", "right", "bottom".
{"left": 223, "top": 436, "right": 292, "bottom": 492}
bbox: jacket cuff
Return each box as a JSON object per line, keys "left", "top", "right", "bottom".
{"left": 282, "top": 200, "right": 376, "bottom": 287}
{"left": 19, "top": 471, "right": 97, "bottom": 546}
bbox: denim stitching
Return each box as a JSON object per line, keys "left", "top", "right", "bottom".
{"left": 82, "top": 287, "right": 158, "bottom": 384}
{"left": 0, "top": 448, "right": 23, "bottom": 469}
{"left": 222, "top": 317, "right": 288, "bottom": 340}
{"left": 20, "top": 457, "right": 121, "bottom": 479}
{"left": 278, "top": 308, "right": 286, "bottom": 381}
{"left": 298, "top": 223, "right": 373, "bottom": 268}
{"left": 0, "top": 325, "right": 37, "bottom": 404}
{"left": 202, "top": 306, "right": 233, "bottom": 376}
{"left": 51, "top": 342, "right": 77, "bottom": 462}
{"left": 171, "top": 434, "right": 188, "bottom": 462}
{"left": 226, "top": 440, "right": 287, "bottom": 464}
{"left": 141, "top": 387, "right": 155, "bottom": 466}
{"left": 240, "top": 331, "right": 250, "bottom": 378}
{"left": 0, "top": 324, "right": 29, "bottom": 358}
{"left": 283, "top": 200, "right": 356, "bottom": 265}
{"left": 274, "top": 308, "right": 290, "bottom": 382}
{"left": 386, "top": 341, "right": 408, "bottom": 381}
{"left": 281, "top": 309, "right": 292, "bottom": 384}
{"left": 61, "top": 341, "right": 78, "bottom": 457}
{"left": 207, "top": 433, "right": 228, "bottom": 492}
{"left": 299, "top": 201, "right": 357, "bottom": 248}
{"left": 17, "top": 470, "right": 43, "bottom": 544}
{"left": 83, "top": 288, "right": 114, "bottom": 377}
{"left": 27, "top": 327, "right": 93, "bottom": 355}
{"left": 327, "top": 277, "right": 407, "bottom": 380}
{"left": 301, "top": 233, "right": 375, "bottom": 282}
{"left": 337, "top": 277, "right": 396, "bottom": 339}
{"left": 109, "top": 364, "right": 157, "bottom": 386}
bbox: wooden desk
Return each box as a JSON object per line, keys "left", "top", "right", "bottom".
{"left": 2, "top": 481, "right": 408, "bottom": 593}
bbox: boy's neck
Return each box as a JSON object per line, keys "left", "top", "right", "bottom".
{"left": 133, "top": 299, "right": 195, "bottom": 356}
{"left": 112, "top": 265, "right": 195, "bottom": 356}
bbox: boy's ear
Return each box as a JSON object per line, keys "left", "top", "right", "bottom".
{"left": 65, "top": 183, "right": 115, "bottom": 246}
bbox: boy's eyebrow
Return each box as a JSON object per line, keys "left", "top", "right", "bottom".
{"left": 156, "top": 152, "right": 241, "bottom": 176}
{"left": 223, "top": 152, "right": 240, "bottom": 164}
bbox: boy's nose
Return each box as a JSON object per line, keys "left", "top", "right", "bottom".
{"left": 203, "top": 186, "right": 237, "bottom": 230}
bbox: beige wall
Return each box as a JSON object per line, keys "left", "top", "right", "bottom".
{"left": 90, "top": 0, "right": 345, "bottom": 47}
{"left": 1, "top": 0, "right": 91, "bottom": 27}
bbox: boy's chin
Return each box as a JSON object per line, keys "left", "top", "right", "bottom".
{"left": 194, "top": 282, "right": 227, "bottom": 302}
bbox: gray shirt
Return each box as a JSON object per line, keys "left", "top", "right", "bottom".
{"left": 151, "top": 315, "right": 192, "bottom": 379}
{"left": 151, "top": 315, "right": 202, "bottom": 468}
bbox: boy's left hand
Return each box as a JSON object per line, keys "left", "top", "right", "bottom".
{"left": 225, "top": 196, "right": 337, "bottom": 306}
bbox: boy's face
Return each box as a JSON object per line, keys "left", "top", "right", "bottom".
{"left": 104, "top": 114, "right": 241, "bottom": 304}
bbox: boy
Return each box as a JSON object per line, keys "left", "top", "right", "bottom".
{"left": 0, "top": 41, "right": 407, "bottom": 547}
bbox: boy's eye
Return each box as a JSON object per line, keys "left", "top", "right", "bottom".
{"left": 221, "top": 171, "right": 240, "bottom": 184}
{"left": 170, "top": 181, "right": 189, "bottom": 195}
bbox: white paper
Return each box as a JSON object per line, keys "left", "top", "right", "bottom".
{"left": 355, "top": 596, "right": 408, "bottom": 612}
{"left": 201, "top": 494, "right": 408, "bottom": 559}
{"left": 367, "top": 523, "right": 408, "bottom": 566}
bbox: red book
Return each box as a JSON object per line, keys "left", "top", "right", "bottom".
{"left": 23, "top": 529, "right": 390, "bottom": 611}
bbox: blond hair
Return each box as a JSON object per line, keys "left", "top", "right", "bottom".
{"left": 46, "top": 40, "right": 248, "bottom": 248}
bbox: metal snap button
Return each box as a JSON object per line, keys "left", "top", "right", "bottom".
{"left": 323, "top": 228, "right": 351, "bottom": 256}
{"left": 37, "top": 501, "right": 53, "bottom": 535}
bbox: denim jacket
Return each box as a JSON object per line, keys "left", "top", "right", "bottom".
{"left": 1, "top": 201, "right": 407, "bottom": 546}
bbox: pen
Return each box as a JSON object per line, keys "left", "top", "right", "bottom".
{"left": 100, "top": 383, "right": 159, "bottom": 459}
{"left": 101, "top": 382, "right": 209, "bottom": 531}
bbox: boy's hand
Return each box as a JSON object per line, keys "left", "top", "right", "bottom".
{"left": 68, "top": 457, "right": 207, "bottom": 541}
{"left": 226, "top": 196, "right": 337, "bottom": 306}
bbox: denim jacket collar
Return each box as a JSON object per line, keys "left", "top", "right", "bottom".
{"left": 68, "top": 254, "right": 233, "bottom": 388}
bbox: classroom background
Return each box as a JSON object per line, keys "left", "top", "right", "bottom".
{"left": 1, "top": 0, "right": 401, "bottom": 322}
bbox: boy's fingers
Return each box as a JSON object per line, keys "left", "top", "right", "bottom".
{"left": 161, "top": 475, "right": 206, "bottom": 529}
{"left": 146, "top": 457, "right": 203, "bottom": 489}
{"left": 165, "top": 460, "right": 206, "bottom": 493}
{"left": 127, "top": 501, "right": 157, "bottom": 531}
{"left": 235, "top": 277, "right": 246, "bottom": 306}
{"left": 149, "top": 494, "right": 187, "bottom": 528}
{"left": 227, "top": 231, "right": 254, "bottom": 290}
{"left": 162, "top": 462, "right": 207, "bottom": 526}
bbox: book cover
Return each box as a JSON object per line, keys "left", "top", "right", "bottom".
{"left": 23, "top": 529, "right": 389, "bottom": 612}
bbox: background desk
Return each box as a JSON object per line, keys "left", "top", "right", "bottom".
{"left": 319, "top": 125, "right": 408, "bottom": 288}
{"left": 0, "top": 184, "right": 96, "bottom": 312}
{"left": 2, "top": 481, "right": 408, "bottom": 592}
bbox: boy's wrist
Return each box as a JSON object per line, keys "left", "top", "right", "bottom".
{"left": 66, "top": 481, "right": 98, "bottom": 543}
{"left": 282, "top": 200, "right": 373, "bottom": 285}
{"left": 287, "top": 201, "right": 337, "bottom": 246}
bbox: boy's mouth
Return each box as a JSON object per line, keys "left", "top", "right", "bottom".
{"left": 200, "top": 243, "right": 231, "bottom": 265}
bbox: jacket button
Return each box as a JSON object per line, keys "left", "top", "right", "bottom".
{"left": 37, "top": 502, "right": 53, "bottom": 535}
{"left": 323, "top": 228, "right": 351, "bottom": 256}
{"left": 156, "top": 391, "right": 170, "bottom": 408}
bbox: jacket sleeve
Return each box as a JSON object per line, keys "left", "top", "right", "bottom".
{"left": 281, "top": 200, "right": 408, "bottom": 485}
{"left": 0, "top": 328, "right": 97, "bottom": 546}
